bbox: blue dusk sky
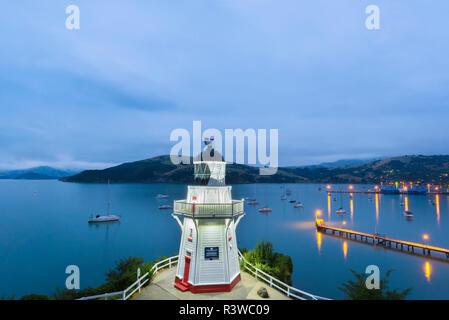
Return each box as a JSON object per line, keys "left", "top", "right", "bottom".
{"left": 1, "top": 0, "right": 449, "bottom": 169}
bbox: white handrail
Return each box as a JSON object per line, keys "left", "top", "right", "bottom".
{"left": 78, "top": 251, "right": 329, "bottom": 301}
{"left": 238, "top": 250, "right": 330, "bottom": 300}
{"left": 77, "top": 255, "right": 179, "bottom": 300}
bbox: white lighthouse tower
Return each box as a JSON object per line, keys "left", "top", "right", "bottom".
{"left": 172, "top": 138, "right": 245, "bottom": 293}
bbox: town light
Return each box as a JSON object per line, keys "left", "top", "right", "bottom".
{"left": 349, "top": 185, "right": 354, "bottom": 190}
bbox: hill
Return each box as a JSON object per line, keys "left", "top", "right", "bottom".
{"left": 0, "top": 166, "right": 80, "bottom": 180}
{"left": 61, "top": 155, "right": 449, "bottom": 184}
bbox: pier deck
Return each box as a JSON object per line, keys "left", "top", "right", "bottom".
{"left": 315, "top": 219, "right": 449, "bottom": 259}
{"left": 325, "top": 190, "right": 449, "bottom": 195}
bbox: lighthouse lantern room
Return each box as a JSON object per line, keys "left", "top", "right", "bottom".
{"left": 172, "top": 138, "right": 245, "bottom": 293}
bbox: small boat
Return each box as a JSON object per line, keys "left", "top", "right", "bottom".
{"left": 89, "top": 180, "right": 120, "bottom": 223}
{"left": 294, "top": 202, "right": 303, "bottom": 208}
{"left": 244, "top": 197, "right": 256, "bottom": 201}
{"left": 89, "top": 214, "right": 120, "bottom": 223}
{"left": 259, "top": 206, "right": 272, "bottom": 213}
{"left": 404, "top": 211, "right": 413, "bottom": 218}
{"left": 281, "top": 196, "right": 287, "bottom": 200}
{"left": 248, "top": 200, "right": 259, "bottom": 205}
{"left": 286, "top": 189, "right": 292, "bottom": 196}
{"left": 156, "top": 194, "right": 169, "bottom": 199}
{"left": 336, "top": 208, "right": 346, "bottom": 214}
{"left": 289, "top": 199, "right": 296, "bottom": 203}
{"left": 158, "top": 204, "right": 173, "bottom": 210}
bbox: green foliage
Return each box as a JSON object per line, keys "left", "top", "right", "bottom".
{"left": 104, "top": 256, "right": 145, "bottom": 291}
{"left": 16, "top": 255, "right": 174, "bottom": 300}
{"left": 243, "top": 240, "right": 293, "bottom": 285}
{"left": 339, "top": 269, "right": 412, "bottom": 300}
{"left": 20, "top": 294, "right": 50, "bottom": 300}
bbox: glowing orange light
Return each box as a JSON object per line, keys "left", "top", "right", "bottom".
{"left": 316, "top": 231, "right": 322, "bottom": 253}
{"left": 374, "top": 186, "right": 379, "bottom": 190}
{"left": 350, "top": 199, "right": 354, "bottom": 223}
{"left": 326, "top": 185, "right": 331, "bottom": 189}
{"left": 375, "top": 194, "right": 379, "bottom": 224}
{"left": 436, "top": 195, "right": 440, "bottom": 225}
{"left": 327, "top": 195, "right": 331, "bottom": 220}
{"left": 315, "top": 210, "right": 322, "bottom": 217}
{"left": 349, "top": 185, "right": 354, "bottom": 190}
{"left": 422, "top": 234, "right": 429, "bottom": 241}
{"left": 424, "top": 261, "right": 431, "bottom": 283}
{"left": 342, "top": 221, "right": 347, "bottom": 226}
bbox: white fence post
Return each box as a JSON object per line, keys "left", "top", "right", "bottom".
{"left": 137, "top": 268, "right": 141, "bottom": 293}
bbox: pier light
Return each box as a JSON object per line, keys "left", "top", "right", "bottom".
{"left": 374, "top": 186, "right": 379, "bottom": 190}
{"left": 326, "top": 185, "right": 331, "bottom": 189}
{"left": 342, "top": 221, "right": 347, "bottom": 226}
{"left": 422, "top": 234, "right": 429, "bottom": 241}
{"left": 315, "top": 210, "right": 322, "bottom": 217}
{"left": 349, "top": 185, "right": 354, "bottom": 190}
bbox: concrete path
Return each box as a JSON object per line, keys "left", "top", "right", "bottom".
{"left": 133, "top": 267, "right": 290, "bottom": 300}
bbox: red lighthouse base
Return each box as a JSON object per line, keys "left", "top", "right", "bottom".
{"left": 174, "top": 274, "right": 241, "bottom": 294}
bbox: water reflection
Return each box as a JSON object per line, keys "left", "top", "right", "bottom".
{"left": 375, "top": 194, "right": 379, "bottom": 224}
{"left": 327, "top": 194, "right": 331, "bottom": 220}
{"left": 343, "top": 241, "right": 348, "bottom": 260}
{"left": 316, "top": 231, "right": 322, "bottom": 254}
{"left": 424, "top": 261, "right": 432, "bottom": 283}
{"left": 404, "top": 196, "right": 409, "bottom": 212}
{"left": 436, "top": 195, "right": 440, "bottom": 225}
{"left": 350, "top": 199, "right": 354, "bottom": 224}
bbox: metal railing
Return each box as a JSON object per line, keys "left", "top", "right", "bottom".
{"left": 78, "top": 251, "right": 329, "bottom": 301}
{"left": 238, "top": 251, "right": 330, "bottom": 300}
{"left": 173, "top": 200, "right": 244, "bottom": 218}
{"left": 77, "top": 255, "right": 179, "bottom": 300}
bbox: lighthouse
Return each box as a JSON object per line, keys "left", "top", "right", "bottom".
{"left": 172, "top": 138, "right": 245, "bottom": 293}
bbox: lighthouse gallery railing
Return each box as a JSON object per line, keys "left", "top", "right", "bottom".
{"left": 173, "top": 200, "right": 244, "bottom": 218}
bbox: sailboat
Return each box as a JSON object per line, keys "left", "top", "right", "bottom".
{"left": 259, "top": 185, "right": 272, "bottom": 212}
{"left": 89, "top": 180, "right": 120, "bottom": 223}
{"left": 248, "top": 184, "right": 259, "bottom": 205}
{"left": 336, "top": 190, "right": 346, "bottom": 214}
{"left": 280, "top": 185, "right": 287, "bottom": 200}
{"left": 259, "top": 206, "right": 272, "bottom": 213}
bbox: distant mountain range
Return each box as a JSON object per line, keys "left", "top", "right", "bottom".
{"left": 60, "top": 155, "right": 449, "bottom": 184}
{"left": 0, "top": 166, "right": 80, "bottom": 180}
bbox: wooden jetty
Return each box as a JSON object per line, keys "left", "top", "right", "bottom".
{"left": 325, "top": 190, "right": 449, "bottom": 195}
{"left": 315, "top": 219, "right": 449, "bottom": 259}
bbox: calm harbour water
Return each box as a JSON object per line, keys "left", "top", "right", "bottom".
{"left": 0, "top": 180, "right": 448, "bottom": 299}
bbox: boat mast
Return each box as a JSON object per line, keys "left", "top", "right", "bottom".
{"left": 107, "top": 179, "right": 110, "bottom": 216}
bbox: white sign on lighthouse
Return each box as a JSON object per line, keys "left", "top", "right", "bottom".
{"left": 172, "top": 138, "right": 244, "bottom": 293}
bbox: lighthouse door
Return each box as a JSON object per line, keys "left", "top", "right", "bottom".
{"left": 182, "top": 256, "right": 191, "bottom": 285}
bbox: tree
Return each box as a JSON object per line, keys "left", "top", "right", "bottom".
{"left": 339, "top": 269, "right": 412, "bottom": 300}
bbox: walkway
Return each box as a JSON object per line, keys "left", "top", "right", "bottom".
{"left": 133, "top": 267, "right": 290, "bottom": 300}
